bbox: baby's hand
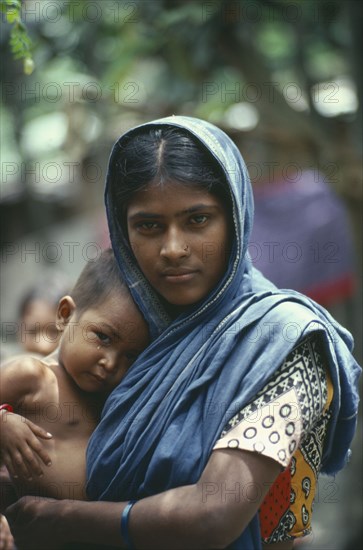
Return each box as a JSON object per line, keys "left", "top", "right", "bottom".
{"left": 0, "top": 412, "right": 52, "bottom": 480}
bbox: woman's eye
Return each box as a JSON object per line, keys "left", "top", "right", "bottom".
{"left": 190, "top": 215, "right": 208, "bottom": 224}
{"left": 137, "top": 222, "right": 159, "bottom": 230}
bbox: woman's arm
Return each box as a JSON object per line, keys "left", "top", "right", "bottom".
{"left": 6, "top": 448, "right": 281, "bottom": 549}
{"left": 0, "top": 466, "right": 18, "bottom": 514}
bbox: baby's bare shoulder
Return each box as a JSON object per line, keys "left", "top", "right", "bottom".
{"left": 1, "top": 354, "right": 51, "bottom": 393}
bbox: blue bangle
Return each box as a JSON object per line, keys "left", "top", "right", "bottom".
{"left": 121, "top": 500, "right": 137, "bottom": 549}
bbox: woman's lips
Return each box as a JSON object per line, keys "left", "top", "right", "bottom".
{"left": 161, "top": 269, "right": 198, "bottom": 283}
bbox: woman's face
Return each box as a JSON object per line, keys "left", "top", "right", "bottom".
{"left": 126, "top": 181, "right": 231, "bottom": 307}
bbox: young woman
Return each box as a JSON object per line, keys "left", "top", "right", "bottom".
{"left": 5, "top": 117, "right": 361, "bottom": 550}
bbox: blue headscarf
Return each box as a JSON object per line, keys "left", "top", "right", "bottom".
{"left": 87, "top": 117, "right": 361, "bottom": 550}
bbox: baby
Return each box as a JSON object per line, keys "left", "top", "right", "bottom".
{"left": 0, "top": 249, "right": 149, "bottom": 505}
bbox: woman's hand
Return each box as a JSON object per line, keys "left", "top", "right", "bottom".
{"left": 0, "top": 412, "right": 52, "bottom": 480}
{"left": 0, "top": 514, "right": 14, "bottom": 550}
{"left": 5, "top": 496, "right": 64, "bottom": 550}
{"left": 5, "top": 496, "right": 125, "bottom": 549}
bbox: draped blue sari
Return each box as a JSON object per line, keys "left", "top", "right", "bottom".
{"left": 86, "top": 116, "right": 361, "bottom": 550}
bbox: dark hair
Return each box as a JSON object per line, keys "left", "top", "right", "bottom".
{"left": 109, "top": 126, "right": 231, "bottom": 221}
{"left": 71, "top": 248, "right": 128, "bottom": 313}
{"left": 19, "top": 272, "right": 71, "bottom": 318}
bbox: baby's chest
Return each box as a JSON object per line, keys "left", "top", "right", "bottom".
{"left": 22, "top": 375, "right": 99, "bottom": 436}
{"left": 22, "top": 399, "right": 97, "bottom": 438}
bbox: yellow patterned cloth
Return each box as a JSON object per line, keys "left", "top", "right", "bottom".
{"left": 214, "top": 334, "right": 333, "bottom": 543}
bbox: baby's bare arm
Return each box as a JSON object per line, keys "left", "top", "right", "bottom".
{"left": 0, "top": 357, "right": 53, "bottom": 479}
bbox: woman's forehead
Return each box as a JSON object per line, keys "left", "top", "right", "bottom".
{"left": 126, "top": 180, "right": 224, "bottom": 209}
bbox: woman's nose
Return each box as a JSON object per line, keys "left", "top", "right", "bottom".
{"left": 160, "top": 228, "right": 189, "bottom": 260}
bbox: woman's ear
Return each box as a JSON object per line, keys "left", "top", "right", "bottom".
{"left": 56, "top": 296, "right": 76, "bottom": 331}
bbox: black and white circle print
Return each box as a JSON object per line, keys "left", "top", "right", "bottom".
{"left": 253, "top": 442, "right": 265, "bottom": 453}
{"left": 285, "top": 422, "right": 295, "bottom": 436}
{"left": 269, "top": 431, "right": 280, "bottom": 444}
{"left": 278, "top": 449, "right": 287, "bottom": 462}
{"left": 280, "top": 404, "right": 292, "bottom": 418}
{"left": 243, "top": 427, "right": 257, "bottom": 439}
{"left": 262, "top": 415, "right": 275, "bottom": 428}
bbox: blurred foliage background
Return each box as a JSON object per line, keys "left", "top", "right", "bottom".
{"left": 1, "top": 1, "right": 362, "bottom": 546}
{"left": 1, "top": 0, "right": 362, "bottom": 237}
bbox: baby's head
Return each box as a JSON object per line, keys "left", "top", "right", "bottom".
{"left": 56, "top": 249, "right": 149, "bottom": 393}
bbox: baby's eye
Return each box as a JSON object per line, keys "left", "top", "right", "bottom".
{"left": 190, "top": 215, "right": 208, "bottom": 224}
{"left": 95, "top": 332, "right": 111, "bottom": 345}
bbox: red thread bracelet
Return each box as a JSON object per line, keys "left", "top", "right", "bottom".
{"left": 0, "top": 404, "right": 13, "bottom": 413}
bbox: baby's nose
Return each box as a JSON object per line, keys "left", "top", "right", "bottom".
{"left": 99, "top": 353, "right": 117, "bottom": 371}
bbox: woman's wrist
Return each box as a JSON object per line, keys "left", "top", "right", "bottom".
{"left": 58, "top": 498, "right": 86, "bottom": 545}
{"left": 60, "top": 499, "right": 128, "bottom": 547}
{"left": 121, "top": 500, "right": 137, "bottom": 549}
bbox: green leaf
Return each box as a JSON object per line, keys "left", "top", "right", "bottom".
{"left": 3, "top": 0, "right": 34, "bottom": 73}
{"left": 23, "top": 57, "right": 34, "bottom": 75}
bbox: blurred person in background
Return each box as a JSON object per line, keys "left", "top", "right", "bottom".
{"left": 17, "top": 272, "right": 71, "bottom": 357}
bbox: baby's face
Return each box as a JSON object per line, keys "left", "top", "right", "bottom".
{"left": 20, "top": 299, "right": 60, "bottom": 356}
{"left": 58, "top": 291, "right": 149, "bottom": 393}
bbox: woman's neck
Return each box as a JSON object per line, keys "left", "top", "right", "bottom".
{"left": 160, "top": 298, "right": 191, "bottom": 320}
